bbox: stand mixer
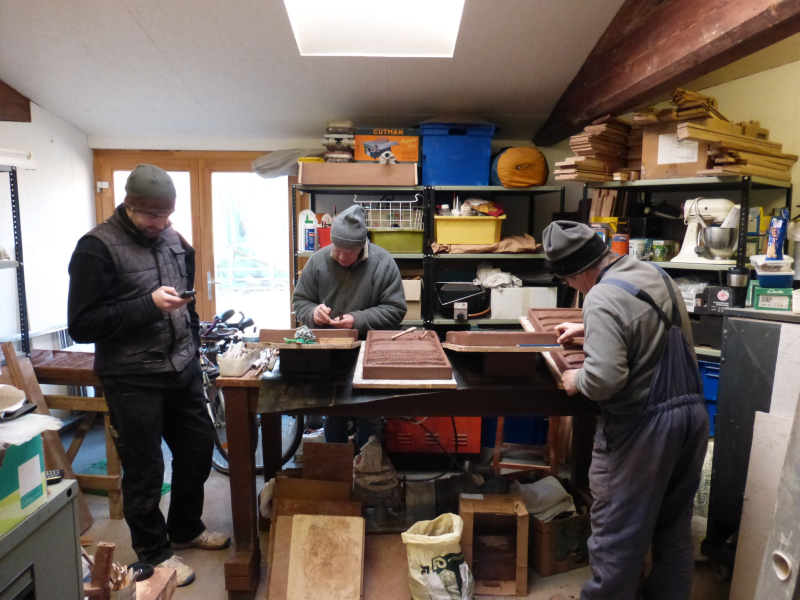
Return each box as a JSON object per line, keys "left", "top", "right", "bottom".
{"left": 672, "top": 198, "right": 738, "bottom": 264}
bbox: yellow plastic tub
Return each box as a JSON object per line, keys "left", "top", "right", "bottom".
{"left": 434, "top": 215, "right": 506, "bottom": 245}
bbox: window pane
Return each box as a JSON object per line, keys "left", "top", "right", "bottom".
{"left": 113, "top": 170, "right": 193, "bottom": 244}
{"left": 211, "top": 173, "right": 290, "bottom": 330}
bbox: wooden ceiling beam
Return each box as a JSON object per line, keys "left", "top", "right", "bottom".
{"left": 534, "top": 0, "right": 800, "bottom": 146}
{"left": 0, "top": 78, "right": 31, "bottom": 122}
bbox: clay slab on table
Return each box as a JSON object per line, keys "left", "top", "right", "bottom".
{"left": 445, "top": 330, "right": 559, "bottom": 347}
{"left": 527, "top": 308, "right": 586, "bottom": 373}
{"left": 259, "top": 329, "right": 358, "bottom": 343}
{"left": 362, "top": 330, "right": 452, "bottom": 380}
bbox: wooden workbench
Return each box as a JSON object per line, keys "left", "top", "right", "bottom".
{"left": 216, "top": 348, "right": 598, "bottom": 600}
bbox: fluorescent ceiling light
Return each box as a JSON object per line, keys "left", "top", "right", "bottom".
{"left": 284, "top": 0, "right": 465, "bottom": 57}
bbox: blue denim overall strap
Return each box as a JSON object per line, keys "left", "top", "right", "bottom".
{"left": 580, "top": 267, "right": 709, "bottom": 600}
{"left": 599, "top": 262, "right": 703, "bottom": 413}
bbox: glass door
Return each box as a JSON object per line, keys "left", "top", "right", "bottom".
{"left": 209, "top": 173, "right": 290, "bottom": 330}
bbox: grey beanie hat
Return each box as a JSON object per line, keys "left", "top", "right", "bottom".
{"left": 543, "top": 220, "right": 609, "bottom": 278}
{"left": 331, "top": 205, "right": 368, "bottom": 250}
{"left": 124, "top": 164, "right": 177, "bottom": 213}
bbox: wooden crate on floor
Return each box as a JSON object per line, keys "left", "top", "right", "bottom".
{"left": 460, "top": 494, "right": 529, "bottom": 596}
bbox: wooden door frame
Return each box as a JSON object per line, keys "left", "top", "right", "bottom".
{"left": 92, "top": 150, "right": 280, "bottom": 321}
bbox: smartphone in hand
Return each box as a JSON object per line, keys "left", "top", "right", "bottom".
{"left": 179, "top": 290, "right": 198, "bottom": 299}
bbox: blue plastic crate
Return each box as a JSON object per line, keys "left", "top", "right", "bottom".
{"left": 706, "top": 401, "right": 717, "bottom": 437}
{"left": 481, "top": 416, "right": 549, "bottom": 448}
{"left": 421, "top": 122, "right": 495, "bottom": 186}
{"left": 697, "top": 360, "right": 720, "bottom": 402}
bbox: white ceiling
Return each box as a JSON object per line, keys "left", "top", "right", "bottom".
{"left": 0, "top": 0, "right": 627, "bottom": 144}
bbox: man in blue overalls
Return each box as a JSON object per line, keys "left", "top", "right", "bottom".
{"left": 542, "top": 221, "right": 709, "bottom": 600}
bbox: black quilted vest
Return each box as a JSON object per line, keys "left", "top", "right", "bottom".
{"left": 85, "top": 210, "right": 194, "bottom": 375}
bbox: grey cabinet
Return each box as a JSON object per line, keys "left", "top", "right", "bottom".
{"left": 0, "top": 480, "right": 83, "bottom": 600}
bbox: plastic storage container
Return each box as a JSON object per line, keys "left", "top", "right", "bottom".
{"left": 754, "top": 266, "right": 795, "bottom": 288}
{"left": 434, "top": 215, "right": 506, "bottom": 245}
{"left": 421, "top": 122, "right": 496, "bottom": 185}
{"left": 697, "top": 360, "right": 720, "bottom": 402}
{"left": 368, "top": 229, "right": 423, "bottom": 254}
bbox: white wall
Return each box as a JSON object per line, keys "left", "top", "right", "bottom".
{"left": 0, "top": 103, "right": 94, "bottom": 348}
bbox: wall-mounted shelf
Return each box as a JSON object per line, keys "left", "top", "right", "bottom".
{"left": 0, "top": 260, "right": 20, "bottom": 269}
{"left": 659, "top": 262, "right": 752, "bottom": 272}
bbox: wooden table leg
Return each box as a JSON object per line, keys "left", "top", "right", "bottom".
{"left": 224, "top": 387, "right": 260, "bottom": 600}
{"left": 258, "top": 410, "right": 283, "bottom": 532}
{"left": 104, "top": 414, "right": 123, "bottom": 520}
{"left": 570, "top": 413, "right": 596, "bottom": 491}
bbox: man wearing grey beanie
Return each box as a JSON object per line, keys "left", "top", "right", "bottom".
{"left": 293, "top": 204, "right": 406, "bottom": 448}
{"left": 543, "top": 221, "right": 708, "bottom": 600}
{"left": 68, "top": 165, "right": 229, "bottom": 587}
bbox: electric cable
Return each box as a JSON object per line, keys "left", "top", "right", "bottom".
{"left": 400, "top": 416, "right": 470, "bottom": 482}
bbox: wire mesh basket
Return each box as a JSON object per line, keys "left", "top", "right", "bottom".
{"left": 355, "top": 194, "right": 423, "bottom": 230}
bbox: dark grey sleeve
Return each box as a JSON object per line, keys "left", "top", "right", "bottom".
{"left": 574, "top": 301, "right": 630, "bottom": 401}
{"left": 350, "top": 259, "right": 407, "bottom": 335}
{"left": 292, "top": 259, "right": 321, "bottom": 329}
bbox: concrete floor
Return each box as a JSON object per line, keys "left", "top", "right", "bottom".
{"left": 68, "top": 423, "right": 731, "bottom": 600}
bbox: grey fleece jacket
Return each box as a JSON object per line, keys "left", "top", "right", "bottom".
{"left": 575, "top": 255, "right": 695, "bottom": 415}
{"left": 292, "top": 242, "right": 407, "bottom": 338}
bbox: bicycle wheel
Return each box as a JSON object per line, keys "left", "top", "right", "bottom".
{"left": 207, "top": 386, "right": 303, "bottom": 475}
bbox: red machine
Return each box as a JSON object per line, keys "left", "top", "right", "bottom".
{"left": 385, "top": 417, "right": 481, "bottom": 454}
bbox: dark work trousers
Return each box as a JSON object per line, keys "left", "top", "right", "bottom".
{"left": 324, "top": 416, "right": 383, "bottom": 451}
{"left": 584, "top": 272, "right": 710, "bottom": 600}
{"left": 103, "top": 373, "right": 214, "bottom": 565}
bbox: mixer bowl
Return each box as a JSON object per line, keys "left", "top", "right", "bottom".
{"left": 700, "top": 227, "right": 738, "bottom": 259}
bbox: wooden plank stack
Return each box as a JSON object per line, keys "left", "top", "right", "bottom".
{"left": 672, "top": 88, "right": 729, "bottom": 122}
{"left": 677, "top": 122, "right": 798, "bottom": 182}
{"left": 555, "top": 115, "right": 631, "bottom": 182}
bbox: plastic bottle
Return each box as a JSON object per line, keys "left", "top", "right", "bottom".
{"left": 302, "top": 213, "right": 317, "bottom": 252}
{"left": 439, "top": 204, "right": 450, "bottom": 216}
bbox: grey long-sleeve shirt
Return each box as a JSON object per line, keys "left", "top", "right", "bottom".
{"left": 574, "top": 255, "right": 695, "bottom": 415}
{"left": 292, "top": 242, "right": 406, "bottom": 338}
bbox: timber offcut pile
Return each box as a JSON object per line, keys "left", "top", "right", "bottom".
{"left": 678, "top": 121, "right": 798, "bottom": 182}
{"left": 635, "top": 88, "right": 797, "bottom": 181}
{"left": 555, "top": 115, "right": 631, "bottom": 182}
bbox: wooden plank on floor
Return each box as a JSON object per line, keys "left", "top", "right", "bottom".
{"left": 267, "top": 499, "right": 362, "bottom": 589}
{"left": 273, "top": 477, "right": 351, "bottom": 502}
{"left": 302, "top": 442, "right": 354, "bottom": 483}
{"left": 267, "top": 516, "right": 294, "bottom": 600}
{"left": 363, "top": 535, "right": 410, "bottom": 600}
{"left": 286, "top": 515, "right": 365, "bottom": 600}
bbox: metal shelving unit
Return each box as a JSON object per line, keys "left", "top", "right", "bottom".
{"left": 1, "top": 165, "right": 30, "bottom": 355}
{"left": 425, "top": 185, "right": 565, "bottom": 329}
{"left": 291, "top": 183, "right": 566, "bottom": 329}
{"left": 584, "top": 175, "right": 793, "bottom": 271}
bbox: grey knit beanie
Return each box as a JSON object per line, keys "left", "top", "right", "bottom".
{"left": 124, "top": 165, "right": 176, "bottom": 214}
{"left": 331, "top": 205, "right": 368, "bottom": 250}
{"left": 543, "top": 220, "right": 609, "bottom": 278}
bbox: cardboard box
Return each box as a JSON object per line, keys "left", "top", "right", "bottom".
{"left": 754, "top": 287, "right": 793, "bottom": 311}
{"left": 681, "top": 288, "right": 709, "bottom": 315}
{"left": 490, "top": 287, "right": 557, "bottom": 320}
{"left": 528, "top": 481, "right": 592, "bottom": 577}
{"left": 354, "top": 128, "right": 419, "bottom": 163}
{"left": 0, "top": 434, "right": 46, "bottom": 534}
{"left": 460, "top": 494, "right": 528, "bottom": 596}
{"left": 403, "top": 279, "right": 422, "bottom": 320}
{"left": 642, "top": 123, "right": 710, "bottom": 180}
{"left": 706, "top": 286, "right": 733, "bottom": 314}
{"left": 298, "top": 162, "right": 418, "bottom": 186}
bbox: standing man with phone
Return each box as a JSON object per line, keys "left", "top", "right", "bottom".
{"left": 68, "top": 165, "right": 229, "bottom": 587}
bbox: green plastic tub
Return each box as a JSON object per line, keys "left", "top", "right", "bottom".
{"left": 368, "top": 229, "right": 424, "bottom": 254}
